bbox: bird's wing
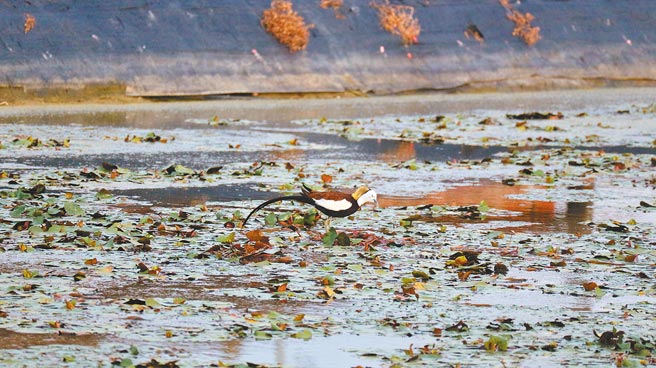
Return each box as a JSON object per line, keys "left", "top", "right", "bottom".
{"left": 307, "top": 191, "right": 355, "bottom": 212}
{"left": 308, "top": 191, "right": 351, "bottom": 201}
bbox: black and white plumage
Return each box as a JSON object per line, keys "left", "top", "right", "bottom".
{"left": 241, "top": 184, "right": 378, "bottom": 229}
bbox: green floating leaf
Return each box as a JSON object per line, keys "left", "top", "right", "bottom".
{"left": 145, "top": 298, "right": 161, "bottom": 307}
{"left": 412, "top": 270, "right": 431, "bottom": 281}
{"left": 347, "top": 264, "right": 363, "bottom": 272}
{"left": 28, "top": 225, "right": 44, "bottom": 234}
{"left": 430, "top": 205, "right": 445, "bottom": 212}
{"left": 264, "top": 212, "right": 277, "bottom": 226}
{"left": 47, "top": 207, "right": 61, "bottom": 216}
{"left": 64, "top": 202, "right": 85, "bottom": 216}
{"left": 484, "top": 335, "right": 509, "bottom": 352}
{"left": 335, "top": 232, "right": 350, "bottom": 246}
{"left": 405, "top": 159, "right": 418, "bottom": 170}
{"left": 254, "top": 330, "right": 273, "bottom": 340}
{"left": 10, "top": 204, "right": 26, "bottom": 217}
{"left": 400, "top": 277, "right": 416, "bottom": 284}
{"left": 96, "top": 188, "right": 113, "bottom": 200}
{"left": 129, "top": 345, "right": 139, "bottom": 356}
{"left": 217, "top": 232, "right": 235, "bottom": 244}
{"left": 322, "top": 228, "right": 337, "bottom": 246}
{"left": 293, "top": 214, "right": 306, "bottom": 225}
{"left": 478, "top": 201, "right": 490, "bottom": 213}
{"left": 291, "top": 329, "right": 312, "bottom": 340}
{"left": 14, "top": 189, "right": 32, "bottom": 200}
{"left": 163, "top": 164, "right": 195, "bottom": 176}
{"left": 399, "top": 219, "right": 413, "bottom": 228}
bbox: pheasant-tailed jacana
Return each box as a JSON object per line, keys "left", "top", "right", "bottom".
{"left": 242, "top": 184, "right": 378, "bottom": 231}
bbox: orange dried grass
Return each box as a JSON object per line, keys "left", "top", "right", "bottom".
{"left": 371, "top": 1, "right": 421, "bottom": 45}
{"left": 320, "top": 0, "right": 346, "bottom": 19}
{"left": 499, "top": 0, "right": 541, "bottom": 46}
{"left": 261, "top": 0, "right": 311, "bottom": 52}
{"left": 320, "top": 0, "right": 343, "bottom": 9}
{"left": 24, "top": 13, "right": 36, "bottom": 34}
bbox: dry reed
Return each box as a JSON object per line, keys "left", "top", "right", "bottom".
{"left": 261, "top": 0, "right": 311, "bottom": 52}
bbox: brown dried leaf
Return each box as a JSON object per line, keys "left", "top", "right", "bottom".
{"left": 457, "top": 271, "right": 472, "bottom": 281}
{"left": 246, "top": 229, "right": 270, "bottom": 244}
{"left": 624, "top": 254, "right": 638, "bottom": 263}
{"left": 582, "top": 281, "right": 598, "bottom": 291}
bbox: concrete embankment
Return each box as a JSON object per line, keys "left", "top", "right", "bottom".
{"left": 1, "top": 1, "right": 654, "bottom": 102}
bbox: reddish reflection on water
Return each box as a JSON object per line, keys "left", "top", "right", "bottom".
{"left": 376, "top": 140, "right": 418, "bottom": 163}
{"left": 379, "top": 179, "right": 593, "bottom": 234}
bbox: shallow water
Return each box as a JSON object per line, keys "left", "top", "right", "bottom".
{"left": 1, "top": 90, "right": 655, "bottom": 367}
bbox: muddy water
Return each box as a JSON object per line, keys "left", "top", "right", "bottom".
{"left": 0, "top": 329, "right": 102, "bottom": 350}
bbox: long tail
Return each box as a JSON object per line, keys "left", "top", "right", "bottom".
{"left": 241, "top": 195, "right": 314, "bottom": 228}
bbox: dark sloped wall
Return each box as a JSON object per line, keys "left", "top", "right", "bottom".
{"left": 0, "top": 0, "right": 654, "bottom": 96}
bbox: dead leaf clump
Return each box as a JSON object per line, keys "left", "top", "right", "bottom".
{"left": 320, "top": 0, "right": 345, "bottom": 18}
{"left": 24, "top": 13, "right": 36, "bottom": 34}
{"left": 499, "top": 0, "right": 541, "bottom": 46}
{"left": 371, "top": 1, "right": 421, "bottom": 45}
{"left": 262, "top": 0, "right": 311, "bottom": 52}
{"left": 464, "top": 24, "right": 485, "bottom": 43}
{"left": 320, "top": 0, "right": 343, "bottom": 9}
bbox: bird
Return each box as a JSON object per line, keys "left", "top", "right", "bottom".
{"left": 242, "top": 184, "right": 378, "bottom": 232}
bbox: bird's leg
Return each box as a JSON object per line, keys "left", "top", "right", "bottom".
{"left": 324, "top": 217, "right": 332, "bottom": 233}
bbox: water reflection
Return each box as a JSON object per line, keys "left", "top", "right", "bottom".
{"left": 379, "top": 179, "right": 594, "bottom": 234}
{"left": 375, "top": 140, "right": 417, "bottom": 163}
{"left": 114, "top": 184, "right": 271, "bottom": 208}
{"left": 215, "top": 333, "right": 436, "bottom": 368}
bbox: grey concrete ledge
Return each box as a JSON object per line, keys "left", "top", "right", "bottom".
{"left": 1, "top": 1, "right": 654, "bottom": 97}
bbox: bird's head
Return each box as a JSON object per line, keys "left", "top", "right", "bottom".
{"left": 352, "top": 186, "right": 378, "bottom": 209}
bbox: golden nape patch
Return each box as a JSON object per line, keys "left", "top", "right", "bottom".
{"left": 351, "top": 186, "right": 370, "bottom": 200}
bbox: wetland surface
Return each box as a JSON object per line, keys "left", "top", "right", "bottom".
{"left": 0, "top": 89, "right": 655, "bottom": 367}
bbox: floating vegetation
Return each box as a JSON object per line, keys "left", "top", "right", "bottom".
{"left": 0, "top": 96, "right": 655, "bottom": 367}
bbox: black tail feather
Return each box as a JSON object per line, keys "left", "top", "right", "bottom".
{"left": 301, "top": 182, "right": 313, "bottom": 195}
{"left": 241, "top": 195, "right": 314, "bottom": 228}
